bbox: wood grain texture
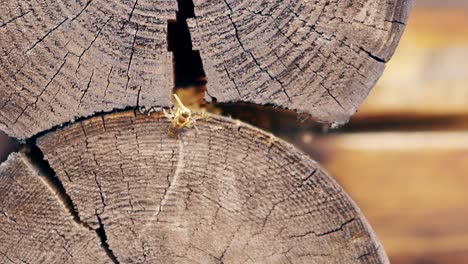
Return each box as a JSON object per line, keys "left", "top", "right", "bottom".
{"left": 0, "top": 0, "right": 177, "bottom": 138}
{"left": 34, "top": 110, "right": 388, "bottom": 263}
{"left": 0, "top": 153, "right": 111, "bottom": 263}
{"left": 0, "top": 0, "right": 412, "bottom": 139}
{"left": 188, "top": 0, "right": 412, "bottom": 124}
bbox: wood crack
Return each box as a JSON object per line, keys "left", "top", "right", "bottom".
{"left": 95, "top": 213, "right": 119, "bottom": 263}
{"left": 70, "top": 0, "right": 94, "bottom": 22}
{"left": 19, "top": 144, "right": 85, "bottom": 227}
{"left": 223, "top": 0, "right": 291, "bottom": 102}
{"left": 125, "top": 25, "right": 139, "bottom": 90}
{"left": 121, "top": 0, "right": 139, "bottom": 29}
{"left": 74, "top": 15, "right": 113, "bottom": 73}
{"left": 0, "top": 11, "right": 30, "bottom": 28}
{"left": 223, "top": 64, "right": 241, "bottom": 97}
{"left": 170, "top": 0, "right": 207, "bottom": 93}
{"left": 78, "top": 70, "right": 94, "bottom": 109}
{"left": 288, "top": 218, "right": 357, "bottom": 239}
{"left": 104, "top": 66, "right": 114, "bottom": 97}
{"left": 18, "top": 143, "right": 120, "bottom": 263}
{"left": 284, "top": 4, "right": 389, "bottom": 64}
{"left": 26, "top": 18, "right": 68, "bottom": 53}
{"left": 359, "top": 47, "right": 387, "bottom": 63}
{"left": 14, "top": 52, "right": 69, "bottom": 124}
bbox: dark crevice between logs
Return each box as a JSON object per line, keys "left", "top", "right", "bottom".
{"left": 220, "top": 102, "right": 331, "bottom": 135}
{"left": 218, "top": 102, "right": 333, "bottom": 162}
{"left": 19, "top": 143, "right": 120, "bottom": 264}
{"left": 162, "top": 0, "right": 415, "bottom": 145}
{"left": 168, "top": 0, "right": 207, "bottom": 93}
{"left": 0, "top": 130, "right": 20, "bottom": 164}
{"left": 164, "top": 0, "right": 333, "bottom": 137}
{"left": 163, "top": 0, "right": 332, "bottom": 139}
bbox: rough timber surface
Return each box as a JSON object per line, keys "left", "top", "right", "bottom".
{"left": 0, "top": 0, "right": 411, "bottom": 138}
{"left": 0, "top": 0, "right": 177, "bottom": 139}
{"left": 0, "top": 154, "right": 111, "bottom": 263}
{"left": 188, "top": 0, "right": 412, "bottom": 124}
{"left": 34, "top": 111, "right": 389, "bottom": 263}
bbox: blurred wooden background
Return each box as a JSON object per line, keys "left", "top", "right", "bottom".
{"left": 1, "top": 1, "right": 467, "bottom": 263}
{"left": 309, "top": 1, "right": 468, "bottom": 263}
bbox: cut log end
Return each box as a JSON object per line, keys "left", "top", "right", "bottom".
{"left": 0, "top": 110, "right": 389, "bottom": 263}
{"left": 189, "top": 0, "right": 412, "bottom": 124}
{"left": 0, "top": 0, "right": 177, "bottom": 138}
{"left": 0, "top": 0, "right": 412, "bottom": 139}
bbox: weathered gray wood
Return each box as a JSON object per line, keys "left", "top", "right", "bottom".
{"left": 0, "top": 0, "right": 177, "bottom": 138}
{"left": 0, "top": 153, "right": 111, "bottom": 263}
{"left": 0, "top": 1, "right": 413, "bottom": 261}
{"left": 34, "top": 111, "right": 389, "bottom": 263}
{"left": 0, "top": 0, "right": 411, "bottom": 139}
{"left": 188, "top": 0, "right": 412, "bottom": 124}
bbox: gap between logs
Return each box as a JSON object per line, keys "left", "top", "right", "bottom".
{"left": 164, "top": 0, "right": 325, "bottom": 135}
{"left": 0, "top": 130, "right": 20, "bottom": 163}
{"left": 0, "top": 0, "right": 326, "bottom": 163}
{"left": 168, "top": 0, "right": 207, "bottom": 95}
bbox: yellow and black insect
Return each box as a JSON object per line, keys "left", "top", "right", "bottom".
{"left": 163, "top": 94, "right": 203, "bottom": 138}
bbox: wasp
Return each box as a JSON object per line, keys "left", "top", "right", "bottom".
{"left": 163, "top": 94, "right": 205, "bottom": 138}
